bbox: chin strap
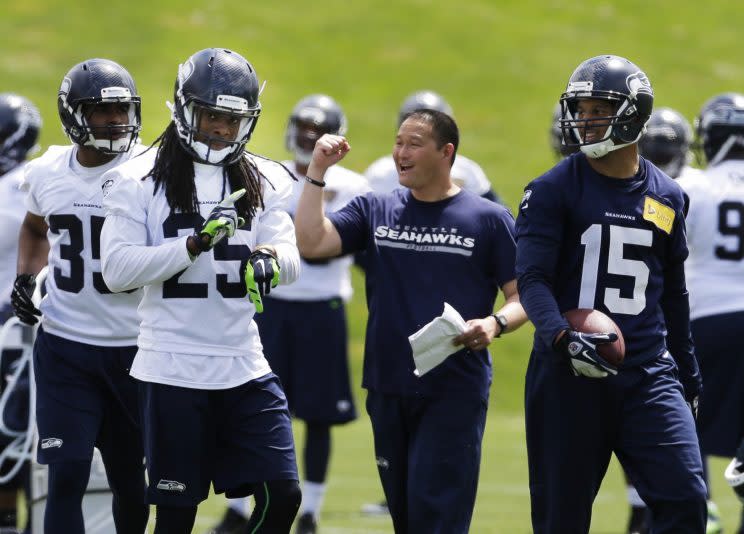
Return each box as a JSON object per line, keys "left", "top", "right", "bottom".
{"left": 709, "top": 135, "right": 744, "bottom": 167}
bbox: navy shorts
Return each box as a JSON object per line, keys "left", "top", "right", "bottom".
{"left": 525, "top": 350, "right": 706, "bottom": 534}
{"left": 365, "top": 390, "right": 487, "bottom": 533}
{"left": 255, "top": 296, "right": 357, "bottom": 425}
{"left": 139, "top": 373, "right": 298, "bottom": 506}
{"left": 692, "top": 311, "right": 744, "bottom": 457}
{"left": 33, "top": 328, "right": 143, "bottom": 466}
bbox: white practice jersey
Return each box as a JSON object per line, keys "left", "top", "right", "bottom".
{"left": 21, "top": 145, "right": 144, "bottom": 346}
{"left": 364, "top": 153, "right": 492, "bottom": 196}
{"left": 680, "top": 160, "right": 744, "bottom": 320}
{"left": 100, "top": 151, "right": 300, "bottom": 389}
{"left": 270, "top": 161, "right": 369, "bottom": 302}
{"left": 0, "top": 164, "right": 28, "bottom": 305}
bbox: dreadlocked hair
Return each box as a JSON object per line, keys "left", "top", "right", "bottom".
{"left": 145, "top": 122, "right": 265, "bottom": 220}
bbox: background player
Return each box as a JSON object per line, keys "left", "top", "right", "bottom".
{"left": 100, "top": 47, "right": 302, "bottom": 533}
{"left": 0, "top": 93, "right": 41, "bottom": 533}
{"left": 364, "top": 90, "right": 501, "bottom": 202}
{"left": 516, "top": 54, "right": 707, "bottom": 533}
{"left": 294, "top": 110, "right": 527, "bottom": 532}
{"left": 680, "top": 92, "right": 744, "bottom": 534}
{"left": 211, "top": 94, "right": 369, "bottom": 534}
{"left": 11, "top": 58, "right": 148, "bottom": 534}
{"left": 639, "top": 107, "right": 703, "bottom": 181}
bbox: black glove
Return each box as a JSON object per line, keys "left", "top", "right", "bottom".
{"left": 243, "top": 248, "right": 279, "bottom": 313}
{"left": 554, "top": 330, "right": 619, "bottom": 378}
{"left": 11, "top": 274, "right": 41, "bottom": 325}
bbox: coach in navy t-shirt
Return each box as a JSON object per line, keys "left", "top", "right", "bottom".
{"left": 294, "top": 109, "right": 527, "bottom": 533}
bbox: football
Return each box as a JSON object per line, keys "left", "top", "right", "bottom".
{"left": 563, "top": 308, "right": 625, "bottom": 366}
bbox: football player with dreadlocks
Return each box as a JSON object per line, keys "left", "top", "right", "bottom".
{"left": 100, "top": 47, "right": 302, "bottom": 533}
{"left": 683, "top": 93, "right": 744, "bottom": 534}
{"left": 11, "top": 59, "right": 148, "bottom": 534}
{"left": 0, "top": 93, "right": 41, "bottom": 533}
{"left": 212, "top": 94, "right": 369, "bottom": 534}
{"left": 516, "top": 55, "right": 706, "bottom": 533}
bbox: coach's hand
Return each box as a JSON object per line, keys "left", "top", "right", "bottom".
{"left": 554, "top": 330, "right": 618, "bottom": 378}
{"left": 307, "top": 134, "right": 351, "bottom": 178}
{"left": 11, "top": 274, "right": 41, "bottom": 325}
{"left": 191, "top": 189, "right": 246, "bottom": 253}
{"left": 244, "top": 246, "right": 279, "bottom": 313}
{"left": 453, "top": 317, "right": 498, "bottom": 351}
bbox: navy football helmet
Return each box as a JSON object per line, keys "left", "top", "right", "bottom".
{"left": 58, "top": 58, "right": 141, "bottom": 154}
{"left": 638, "top": 107, "right": 693, "bottom": 178}
{"left": 694, "top": 92, "right": 744, "bottom": 166}
{"left": 285, "top": 94, "right": 347, "bottom": 166}
{"left": 398, "top": 90, "right": 454, "bottom": 126}
{"left": 560, "top": 55, "right": 654, "bottom": 159}
{"left": 172, "top": 48, "right": 262, "bottom": 166}
{"left": 0, "top": 94, "right": 41, "bottom": 174}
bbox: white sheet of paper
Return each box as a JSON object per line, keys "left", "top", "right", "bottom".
{"left": 409, "top": 303, "right": 467, "bottom": 377}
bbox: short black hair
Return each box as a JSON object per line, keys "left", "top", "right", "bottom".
{"left": 401, "top": 109, "right": 459, "bottom": 166}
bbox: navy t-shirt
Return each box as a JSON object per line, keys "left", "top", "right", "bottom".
{"left": 515, "top": 153, "right": 695, "bottom": 372}
{"left": 328, "top": 188, "right": 516, "bottom": 399}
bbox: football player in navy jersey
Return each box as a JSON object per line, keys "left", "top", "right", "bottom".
{"left": 551, "top": 99, "right": 655, "bottom": 534}
{"left": 516, "top": 55, "right": 707, "bottom": 533}
{"left": 684, "top": 93, "right": 744, "bottom": 534}
{"left": 100, "top": 48, "right": 301, "bottom": 534}
{"left": 294, "top": 109, "right": 528, "bottom": 533}
{"left": 11, "top": 59, "right": 148, "bottom": 534}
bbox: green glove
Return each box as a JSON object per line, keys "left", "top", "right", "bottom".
{"left": 244, "top": 247, "right": 280, "bottom": 313}
{"left": 195, "top": 188, "right": 246, "bottom": 252}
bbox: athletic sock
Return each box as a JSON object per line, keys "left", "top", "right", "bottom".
{"left": 627, "top": 485, "right": 646, "bottom": 507}
{"left": 227, "top": 496, "right": 251, "bottom": 518}
{"left": 300, "top": 480, "right": 327, "bottom": 518}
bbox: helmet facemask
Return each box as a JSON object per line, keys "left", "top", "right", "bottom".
{"left": 178, "top": 99, "right": 259, "bottom": 165}
{"left": 286, "top": 119, "right": 332, "bottom": 166}
{"left": 172, "top": 64, "right": 261, "bottom": 166}
{"left": 560, "top": 93, "right": 643, "bottom": 159}
{"left": 62, "top": 87, "right": 141, "bottom": 154}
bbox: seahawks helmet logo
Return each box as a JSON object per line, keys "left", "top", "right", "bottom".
{"left": 626, "top": 72, "right": 652, "bottom": 97}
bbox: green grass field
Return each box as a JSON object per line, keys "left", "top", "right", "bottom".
{"left": 3, "top": 0, "right": 744, "bottom": 531}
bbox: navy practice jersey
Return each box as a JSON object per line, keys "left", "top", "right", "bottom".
{"left": 515, "top": 153, "right": 693, "bottom": 369}
{"left": 328, "top": 188, "right": 516, "bottom": 399}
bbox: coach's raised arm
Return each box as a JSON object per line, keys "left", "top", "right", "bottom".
{"left": 294, "top": 133, "right": 350, "bottom": 260}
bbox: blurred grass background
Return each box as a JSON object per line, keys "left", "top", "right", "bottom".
{"left": 2, "top": 0, "right": 743, "bottom": 531}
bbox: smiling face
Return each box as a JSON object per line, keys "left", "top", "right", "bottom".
{"left": 393, "top": 117, "right": 452, "bottom": 189}
{"left": 573, "top": 97, "right": 617, "bottom": 145}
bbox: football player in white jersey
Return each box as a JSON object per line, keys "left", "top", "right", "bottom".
{"left": 10, "top": 59, "right": 148, "bottom": 533}
{"left": 364, "top": 90, "right": 501, "bottom": 202}
{"left": 99, "top": 48, "right": 302, "bottom": 533}
{"left": 211, "top": 95, "right": 369, "bottom": 534}
{"left": 681, "top": 93, "right": 744, "bottom": 534}
{"left": 0, "top": 93, "right": 41, "bottom": 533}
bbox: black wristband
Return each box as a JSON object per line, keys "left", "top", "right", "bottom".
{"left": 490, "top": 313, "right": 508, "bottom": 338}
{"left": 305, "top": 176, "right": 326, "bottom": 188}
